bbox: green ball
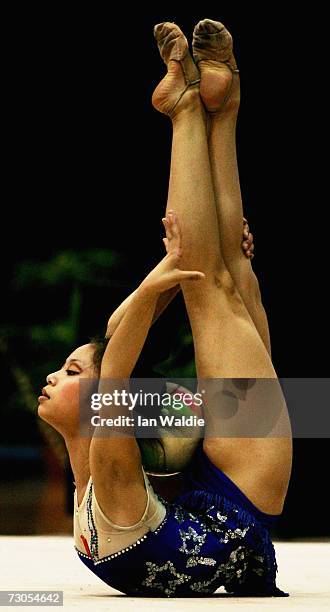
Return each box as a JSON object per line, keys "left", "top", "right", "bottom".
{"left": 137, "top": 382, "right": 204, "bottom": 476}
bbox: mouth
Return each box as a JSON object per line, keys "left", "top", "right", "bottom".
{"left": 38, "top": 387, "right": 51, "bottom": 402}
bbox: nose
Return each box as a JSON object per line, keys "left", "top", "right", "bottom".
{"left": 46, "top": 373, "right": 56, "bottom": 385}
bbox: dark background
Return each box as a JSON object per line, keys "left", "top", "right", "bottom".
{"left": 1, "top": 4, "right": 328, "bottom": 537}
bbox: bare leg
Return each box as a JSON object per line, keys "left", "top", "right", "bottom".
{"left": 193, "top": 20, "right": 272, "bottom": 355}
{"left": 208, "top": 114, "right": 272, "bottom": 355}
{"left": 153, "top": 23, "right": 292, "bottom": 514}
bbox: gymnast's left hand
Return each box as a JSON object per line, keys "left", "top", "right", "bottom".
{"left": 140, "top": 211, "right": 205, "bottom": 295}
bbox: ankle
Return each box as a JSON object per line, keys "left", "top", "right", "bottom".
{"left": 208, "top": 108, "right": 238, "bottom": 128}
{"left": 171, "top": 88, "right": 205, "bottom": 122}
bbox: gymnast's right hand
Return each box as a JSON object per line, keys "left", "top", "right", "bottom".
{"left": 140, "top": 211, "right": 205, "bottom": 295}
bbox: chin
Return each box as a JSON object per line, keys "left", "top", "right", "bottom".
{"left": 37, "top": 402, "right": 56, "bottom": 425}
{"left": 37, "top": 404, "right": 51, "bottom": 423}
{"left": 37, "top": 404, "right": 44, "bottom": 417}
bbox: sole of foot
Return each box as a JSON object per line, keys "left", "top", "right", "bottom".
{"left": 152, "top": 22, "right": 201, "bottom": 118}
{"left": 192, "top": 18, "right": 240, "bottom": 114}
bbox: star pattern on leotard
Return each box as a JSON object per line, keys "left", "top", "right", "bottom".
{"left": 179, "top": 525, "right": 207, "bottom": 555}
{"left": 142, "top": 560, "right": 192, "bottom": 596}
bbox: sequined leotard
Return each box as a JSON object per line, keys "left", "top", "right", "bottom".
{"left": 74, "top": 443, "right": 288, "bottom": 597}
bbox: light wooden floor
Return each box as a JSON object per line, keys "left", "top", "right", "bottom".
{"left": 1, "top": 537, "right": 329, "bottom": 610}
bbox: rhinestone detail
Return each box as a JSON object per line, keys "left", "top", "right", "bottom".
{"left": 75, "top": 504, "right": 169, "bottom": 564}
{"left": 86, "top": 482, "right": 98, "bottom": 560}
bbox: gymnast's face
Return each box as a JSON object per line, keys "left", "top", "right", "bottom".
{"left": 38, "top": 343, "right": 97, "bottom": 437}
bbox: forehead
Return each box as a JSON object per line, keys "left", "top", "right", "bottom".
{"left": 66, "top": 343, "right": 95, "bottom": 364}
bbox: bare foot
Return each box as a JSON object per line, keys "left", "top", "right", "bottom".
{"left": 152, "top": 22, "right": 201, "bottom": 118}
{"left": 192, "top": 19, "right": 240, "bottom": 114}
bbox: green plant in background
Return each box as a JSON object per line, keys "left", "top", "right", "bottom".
{"left": 1, "top": 249, "right": 196, "bottom": 463}
{"left": 1, "top": 249, "right": 120, "bottom": 461}
{"left": 155, "top": 328, "right": 196, "bottom": 378}
{"left": 12, "top": 249, "right": 120, "bottom": 347}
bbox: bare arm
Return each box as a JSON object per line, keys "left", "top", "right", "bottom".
{"left": 101, "top": 286, "right": 160, "bottom": 379}
{"left": 105, "top": 217, "right": 253, "bottom": 338}
{"left": 105, "top": 285, "right": 180, "bottom": 339}
{"left": 90, "top": 284, "right": 162, "bottom": 524}
{"left": 101, "top": 254, "right": 204, "bottom": 379}
{"left": 89, "top": 224, "right": 205, "bottom": 523}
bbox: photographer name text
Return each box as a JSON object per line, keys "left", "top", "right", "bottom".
{"left": 91, "top": 414, "right": 205, "bottom": 427}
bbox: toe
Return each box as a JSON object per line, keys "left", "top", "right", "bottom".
{"left": 154, "top": 22, "right": 184, "bottom": 43}
{"left": 154, "top": 22, "right": 188, "bottom": 64}
{"left": 193, "top": 18, "right": 233, "bottom": 64}
{"left": 197, "top": 19, "right": 226, "bottom": 34}
{"left": 154, "top": 22, "right": 176, "bottom": 40}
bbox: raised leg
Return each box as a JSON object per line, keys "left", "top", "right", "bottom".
{"left": 154, "top": 23, "right": 292, "bottom": 515}
{"left": 193, "top": 19, "right": 272, "bottom": 355}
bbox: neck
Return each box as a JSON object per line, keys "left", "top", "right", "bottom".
{"left": 65, "top": 435, "right": 91, "bottom": 504}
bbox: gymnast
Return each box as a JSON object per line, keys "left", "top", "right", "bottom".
{"left": 38, "top": 19, "right": 292, "bottom": 597}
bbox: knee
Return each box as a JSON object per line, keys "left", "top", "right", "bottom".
{"left": 226, "top": 261, "right": 262, "bottom": 306}
{"left": 213, "top": 268, "right": 239, "bottom": 297}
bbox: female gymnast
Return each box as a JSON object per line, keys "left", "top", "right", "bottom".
{"left": 38, "top": 19, "right": 292, "bottom": 597}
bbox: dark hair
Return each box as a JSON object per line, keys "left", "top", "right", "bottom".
{"left": 89, "top": 335, "right": 110, "bottom": 374}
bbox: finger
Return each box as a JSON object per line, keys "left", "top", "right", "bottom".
{"left": 248, "top": 232, "right": 253, "bottom": 243}
{"left": 168, "top": 212, "right": 180, "bottom": 239}
{"left": 166, "top": 213, "right": 176, "bottom": 229}
{"left": 171, "top": 246, "right": 182, "bottom": 257}
{"left": 166, "top": 249, "right": 182, "bottom": 264}
{"left": 167, "top": 212, "right": 175, "bottom": 229}
{"left": 178, "top": 270, "right": 206, "bottom": 282}
{"left": 242, "top": 241, "right": 249, "bottom": 250}
{"left": 243, "top": 228, "right": 249, "bottom": 238}
{"left": 162, "top": 218, "right": 173, "bottom": 239}
{"left": 249, "top": 243, "right": 254, "bottom": 252}
{"left": 243, "top": 217, "right": 248, "bottom": 224}
{"left": 162, "top": 237, "right": 169, "bottom": 251}
{"left": 250, "top": 252, "right": 255, "bottom": 259}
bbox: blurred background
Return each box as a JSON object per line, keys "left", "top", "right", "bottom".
{"left": 1, "top": 5, "right": 328, "bottom": 539}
